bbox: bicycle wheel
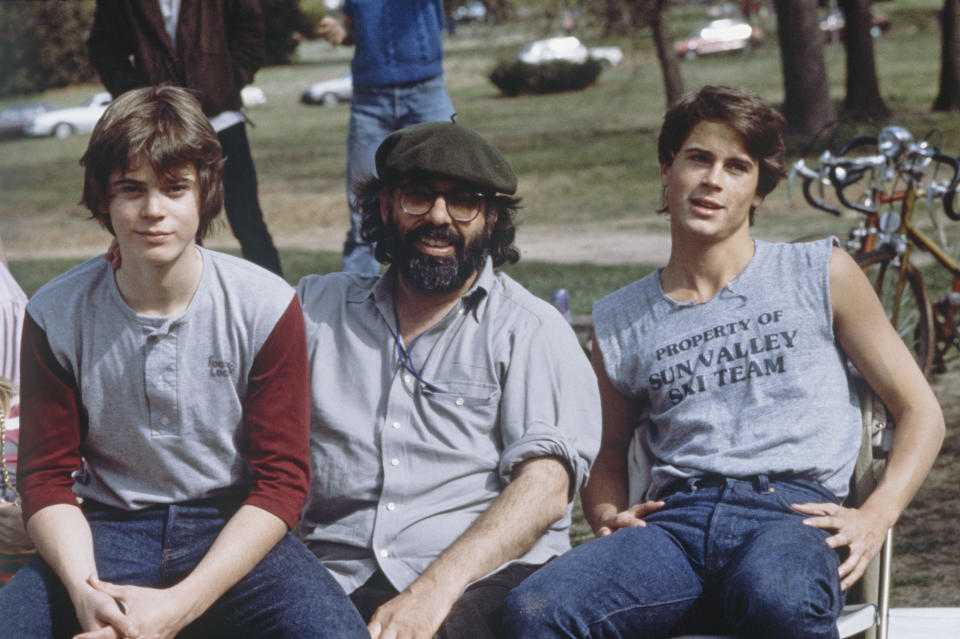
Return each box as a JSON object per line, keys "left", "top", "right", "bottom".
{"left": 855, "top": 249, "right": 935, "bottom": 376}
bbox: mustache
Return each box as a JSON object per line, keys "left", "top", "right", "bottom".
{"left": 407, "top": 225, "right": 464, "bottom": 247}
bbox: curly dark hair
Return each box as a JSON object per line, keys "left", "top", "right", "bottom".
{"left": 355, "top": 176, "right": 522, "bottom": 267}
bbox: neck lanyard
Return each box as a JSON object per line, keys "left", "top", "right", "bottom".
{"left": 393, "top": 306, "right": 441, "bottom": 393}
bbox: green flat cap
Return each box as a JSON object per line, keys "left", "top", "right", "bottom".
{"left": 375, "top": 121, "right": 517, "bottom": 195}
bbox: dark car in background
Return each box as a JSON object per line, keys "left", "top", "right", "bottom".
{"left": 0, "top": 101, "right": 57, "bottom": 139}
{"left": 820, "top": 9, "right": 891, "bottom": 41}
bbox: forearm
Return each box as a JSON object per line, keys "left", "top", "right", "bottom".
{"left": 861, "top": 400, "right": 944, "bottom": 529}
{"left": 410, "top": 457, "right": 569, "bottom": 600}
{"left": 27, "top": 504, "right": 99, "bottom": 598}
{"left": 167, "top": 505, "right": 285, "bottom": 623}
{"left": 581, "top": 444, "right": 630, "bottom": 533}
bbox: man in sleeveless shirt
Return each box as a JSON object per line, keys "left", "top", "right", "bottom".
{"left": 502, "top": 85, "right": 944, "bottom": 638}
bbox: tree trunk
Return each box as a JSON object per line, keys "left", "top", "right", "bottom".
{"left": 649, "top": 0, "right": 684, "bottom": 106}
{"left": 840, "top": 0, "right": 889, "bottom": 119}
{"left": 772, "top": 0, "right": 837, "bottom": 136}
{"left": 934, "top": 0, "right": 960, "bottom": 111}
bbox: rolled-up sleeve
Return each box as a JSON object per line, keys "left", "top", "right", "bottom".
{"left": 497, "top": 315, "right": 601, "bottom": 498}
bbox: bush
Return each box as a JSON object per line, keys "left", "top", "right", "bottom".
{"left": 0, "top": 0, "right": 97, "bottom": 97}
{"left": 489, "top": 59, "right": 604, "bottom": 97}
{"left": 261, "top": 0, "right": 322, "bottom": 65}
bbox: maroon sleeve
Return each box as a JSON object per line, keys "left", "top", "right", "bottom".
{"left": 17, "top": 313, "right": 85, "bottom": 521}
{"left": 241, "top": 295, "right": 311, "bottom": 529}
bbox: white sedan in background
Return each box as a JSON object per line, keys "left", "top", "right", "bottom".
{"left": 301, "top": 73, "right": 353, "bottom": 107}
{"left": 518, "top": 37, "right": 624, "bottom": 66}
{"left": 25, "top": 92, "right": 112, "bottom": 139}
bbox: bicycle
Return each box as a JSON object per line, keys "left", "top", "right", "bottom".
{"left": 789, "top": 125, "right": 960, "bottom": 376}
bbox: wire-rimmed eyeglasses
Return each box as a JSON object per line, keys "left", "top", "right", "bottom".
{"left": 398, "top": 184, "right": 487, "bottom": 223}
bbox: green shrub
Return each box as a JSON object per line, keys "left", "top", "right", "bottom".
{"left": 489, "top": 59, "right": 604, "bottom": 96}
{"left": 0, "top": 0, "right": 97, "bottom": 97}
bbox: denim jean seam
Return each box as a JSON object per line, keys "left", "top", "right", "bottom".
{"left": 587, "top": 592, "right": 701, "bottom": 629}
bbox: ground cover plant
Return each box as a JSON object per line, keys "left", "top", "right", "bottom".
{"left": 2, "top": 0, "right": 958, "bottom": 606}
{"left": 489, "top": 59, "right": 605, "bottom": 96}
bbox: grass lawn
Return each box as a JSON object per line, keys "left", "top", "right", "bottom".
{"left": 3, "top": 0, "right": 959, "bottom": 608}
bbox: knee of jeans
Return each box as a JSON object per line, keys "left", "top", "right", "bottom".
{"left": 725, "top": 556, "right": 840, "bottom": 636}
{"left": 724, "top": 524, "right": 840, "bottom": 633}
{"left": 501, "top": 586, "right": 569, "bottom": 636}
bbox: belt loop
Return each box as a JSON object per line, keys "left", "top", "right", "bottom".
{"left": 755, "top": 474, "right": 770, "bottom": 493}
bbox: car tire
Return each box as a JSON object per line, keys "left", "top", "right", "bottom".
{"left": 322, "top": 93, "right": 338, "bottom": 107}
{"left": 53, "top": 122, "right": 74, "bottom": 139}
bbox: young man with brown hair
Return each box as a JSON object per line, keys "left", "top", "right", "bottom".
{"left": 0, "top": 86, "right": 365, "bottom": 639}
{"left": 502, "top": 85, "right": 944, "bottom": 638}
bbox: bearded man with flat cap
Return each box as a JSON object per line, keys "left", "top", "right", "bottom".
{"left": 296, "top": 121, "right": 601, "bottom": 639}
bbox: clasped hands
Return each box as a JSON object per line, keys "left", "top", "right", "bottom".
{"left": 71, "top": 577, "right": 194, "bottom": 639}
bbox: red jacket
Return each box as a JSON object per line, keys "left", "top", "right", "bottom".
{"left": 87, "top": 0, "right": 264, "bottom": 116}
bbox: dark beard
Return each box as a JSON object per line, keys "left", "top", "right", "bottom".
{"left": 388, "top": 220, "right": 490, "bottom": 294}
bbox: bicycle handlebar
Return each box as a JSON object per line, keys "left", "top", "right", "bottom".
{"left": 931, "top": 149, "right": 960, "bottom": 220}
{"left": 792, "top": 157, "right": 843, "bottom": 215}
{"left": 837, "top": 134, "right": 878, "bottom": 156}
{"left": 828, "top": 155, "right": 886, "bottom": 215}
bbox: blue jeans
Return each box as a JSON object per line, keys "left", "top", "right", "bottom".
{"left": 0, "top": 499, "right": 367, "bottom": 638}
{"left": 342, "top": 74, "right": 455, "bottom": 275}
{"left": 502, "top": 476, "right": 843, "bottom": 639}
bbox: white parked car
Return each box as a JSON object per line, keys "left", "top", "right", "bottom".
{"left": 518, "top": 37, "right": 624, "bottom": 66}
{"left": 25, "top": 92, "right": 112, "bottom": 139}
{"left": 301, "top": 73, "right": 353, "bottom": 107}
{"left": 673, "top": 19, "right": 764, "bottom": 59}
{"left": 519, "top": 37, "right": 588, "bottom": 64}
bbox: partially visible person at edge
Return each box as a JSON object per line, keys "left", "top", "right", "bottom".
{"left": 501, "top": 85, "right": 945, "bottom": 639}
{"left": 296, "top": 120, "right": 601, "bottom": 638}
{"left": 0, "top": 235, "right": 33, "bottom": 585}
{"left": 319, "top": 0, "right": 455, "bottom": 275}
{"left": 88, "top": 0, "right": 285, "bottom": 276}
{"left": 0, "top": 86, "right": 365, "bottom": 639}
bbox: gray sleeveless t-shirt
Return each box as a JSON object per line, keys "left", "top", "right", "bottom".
{"left": 593, "top": 239, "right": 862, "bottom": 499}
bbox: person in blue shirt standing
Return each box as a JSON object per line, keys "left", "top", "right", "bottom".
{"left": 320, "top": 0, "right": 455, "bottom": 276}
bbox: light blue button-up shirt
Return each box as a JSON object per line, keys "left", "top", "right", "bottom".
{"left": 297, "top": 258, "right": 601, "bottom": 593}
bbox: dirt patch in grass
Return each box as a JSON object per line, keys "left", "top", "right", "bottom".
{"left": 893, "top": 369, "right": 960, "bottom": 606}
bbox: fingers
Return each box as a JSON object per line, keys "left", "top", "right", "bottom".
{"left": 630, "top": 500, "right": 665, "bottom": 517}
{"left": 103, "top": 239, "right": 121, "bottom": 269}
{"left": 791, "top": 501, "right": 839, "bottom": 516}
{"left": 84, "top": 579, "right": 139, "bottom": 638}
{"left": 838, "top": 551, "right": 870, "bottom": 591}
{"left": 802, "top": 515, "right": 843, "bottom": 533}
{"left": 367, "top": 620, "right": 381, "bottom": 639}
{"left": 74, "top": 627, "right": 121, "bottom": 639}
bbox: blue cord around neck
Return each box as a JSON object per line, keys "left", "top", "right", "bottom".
{"left": 393, "top": 305, "right": 441, "bottom": 392}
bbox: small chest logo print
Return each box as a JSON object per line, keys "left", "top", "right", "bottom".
{"left": 208, "top": 356, "right": 235, "bottom": 378}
